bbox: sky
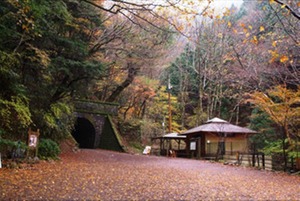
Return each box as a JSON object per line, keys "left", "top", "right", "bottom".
{"left": 212, "top": 0, "right": 244, "bottom": 11}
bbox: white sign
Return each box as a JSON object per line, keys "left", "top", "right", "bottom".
{"left": 190, "top": 142, "right": 196, "bottom": 150}
{"left": 143, "top": 146, "right": 151, "bottom": 155}
{"left": 29, "top": 135, "right": 38, "bottom": 147}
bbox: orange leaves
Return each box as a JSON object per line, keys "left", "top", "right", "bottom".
{"left": 268, "top": 50, "right": 279, "bottom": 63}
{"left": 251, "top": 36, "right": 258, "bottom": 45}
{"left": 177, "top": 24, "right": 184, "bottom": 32}
{"left": 120, "top": 76, "right": 158, "bottom": 119}
{"left": 268, "top": 49, "right": 289, "bottom": 63}
{"left": 279, "top": 55, "right": 289, "bottom": 63}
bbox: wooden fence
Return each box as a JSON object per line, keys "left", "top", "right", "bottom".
{"left": 224, "top": 153, "right": 300, "bottom": 171}
{"left": 224, "top": 153, "right": 272, "bottom": 170}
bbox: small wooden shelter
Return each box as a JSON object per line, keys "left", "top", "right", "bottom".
{"left": 180, "top": 117, "right": 257, "bottom": 159}
{"left": 152, "top": 133, "right": 187, "bottom": 157}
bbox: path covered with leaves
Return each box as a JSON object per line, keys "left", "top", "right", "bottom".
{"left": 1, "top": 149, "right": 300, "bottom": 200}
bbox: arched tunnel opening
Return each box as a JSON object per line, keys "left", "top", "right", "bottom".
{"left": 72, "top": 117, "right": 96, "bottom": 148}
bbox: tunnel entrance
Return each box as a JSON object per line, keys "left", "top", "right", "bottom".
{"left": 72, "top": 117, "right": 96, "bottom": 148}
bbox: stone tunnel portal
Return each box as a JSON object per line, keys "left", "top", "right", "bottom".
{"left": 72, "top": 117, "right": 96, "bottom": 148}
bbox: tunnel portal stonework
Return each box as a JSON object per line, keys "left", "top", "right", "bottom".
{"left": 73, "top": 100, "right": 123, "bottom": 151}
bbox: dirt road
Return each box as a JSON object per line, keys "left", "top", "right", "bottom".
{"left": 1, "top": 149, "right": 300, "bottom": 200}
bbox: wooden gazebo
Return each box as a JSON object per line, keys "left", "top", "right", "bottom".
{"left": 180, "top": 117, "right": 257, "bottom": 159}
{"left": 152, "top": 133, "right": 187, "bottom": 157}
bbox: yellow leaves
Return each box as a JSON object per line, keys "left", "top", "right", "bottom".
{"left": 268, "top": 48, "right": 289, "bottom": 63}
{"left": 227, "top": 21, "right": 232, "bottom": 28}
{"left": 104, "top": 19, "right": 113, "bottom": 27}
{"left": 268, "top": 50, "right": 279, "bottom": 63}
{"left": 251, "top": 36, "right": 258, "bottom": 45}
{"left": 177, "top": 24, "right": 184, "bottom": 32}
{"left": 259, "top": 26, "right": 265, "bottom": 32}
{"left": 223, "top": 8, "right": 231, "bottom": 17}
{"left": 240, "top": 23, "right": 249, "bottom": 35}
{"left": 242, "top": 39, "right": 248, "bottom": 44}
{"left": 248, "top": 86, "right": 300, "bottom": 128}
{"left": 272, "top": 41, "right": 277, "bottom": 47}
{"left": 269, "top": 0, "right": 275, "bottom": 3}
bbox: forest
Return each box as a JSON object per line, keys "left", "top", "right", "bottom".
{"left": 0, "top": 0, "right": 299, "bottom": 161}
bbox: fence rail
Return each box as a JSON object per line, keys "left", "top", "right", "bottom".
{"left": 224, "top": 153, "right": 272, "bottom": 170}
{"left": 224, "top": 153, "right": 300, "bottom": 171}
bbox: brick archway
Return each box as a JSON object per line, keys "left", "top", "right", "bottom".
{"left": 72, "top": 100, "right": 124, "bottom": 152}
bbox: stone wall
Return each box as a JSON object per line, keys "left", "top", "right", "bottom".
{"left": 73, "top": 100, "right": 123, "bottom": 151}
{"left": 74, "top": 100, "right": 118, "bottom": 115}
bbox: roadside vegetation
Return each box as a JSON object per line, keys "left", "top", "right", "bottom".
{"left": 0, "top": 0, "right": 299, "bottom": 168}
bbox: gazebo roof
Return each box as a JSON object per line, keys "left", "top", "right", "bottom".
{"left": 163, "top": 133, "right": 186, "bottom": 139}
{"left": 181, "top": 117, "right": 257, "bottom": 135}
{"left": 152, "top": 132, "right": 186, "bottom": 140}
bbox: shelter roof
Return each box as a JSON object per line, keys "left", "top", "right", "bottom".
{"left": 152, "top": 132, "right": 186, "bottom": 139}
{"left": 181, "top": 117, "right": 257, "bottom": 135}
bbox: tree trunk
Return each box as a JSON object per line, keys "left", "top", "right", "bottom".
{"left": 106, "top": 64, "right": 139, "bottom": 102}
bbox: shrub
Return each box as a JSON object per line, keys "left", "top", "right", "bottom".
{"left": 38, "top": 139, "right": 61, "bottom": 160}
{"left": 0, "top": 138, "right": 27, "bottom": 158}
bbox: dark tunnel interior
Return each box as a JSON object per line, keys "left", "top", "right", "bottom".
{"left": 72, "top": 117, "right": 96, "bottom": 148}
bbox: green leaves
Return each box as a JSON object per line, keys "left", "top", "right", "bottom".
{"left": 0, "top": 95, "right": 32, "bottom": 136}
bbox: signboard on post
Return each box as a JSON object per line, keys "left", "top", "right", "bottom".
{"left": 27, "top": 128, "right": 40, "bottom": 158}
{"left": 29, "top": 134, "right": 38, "bottom": 148}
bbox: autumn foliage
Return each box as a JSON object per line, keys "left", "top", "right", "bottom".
{"left": 247, "top": 85, "right": 300, "bottom": 143}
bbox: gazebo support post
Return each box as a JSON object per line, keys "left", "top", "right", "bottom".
{"left": 185, "top": 137, "right": 191, "bottom": 157}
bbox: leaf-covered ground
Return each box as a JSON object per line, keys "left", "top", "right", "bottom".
{"left": 1, "top": 149, "right": 300, "bottom": 200}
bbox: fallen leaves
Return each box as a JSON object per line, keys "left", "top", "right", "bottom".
{"left": 1, "top": 149, "right": 300, "bottom": 200}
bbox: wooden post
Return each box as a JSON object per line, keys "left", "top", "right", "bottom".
{"left": 236, "top": 152, "right": 240, "bottom": 163}
{"left": 167, "top": 139, "right": 170, "bottom": 157}
{"left": 262, "top": 153, "right": 265, "bottom": 169}
{"left": 168, "top": 88, "right": 172, "bottom": 133}
{"left": 168, "top": 77, "right": 172, "bottom": 133}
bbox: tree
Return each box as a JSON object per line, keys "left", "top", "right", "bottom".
{"left": 247, "top": 85, "right": 300, "bottom": 144}
{"left": 119, "top": 76, "right": 157, "bottom": 120}
{"left": 273, "top": 0, "right": 300, "bottom": 21}
{"left": 90, "top": 10, "right": 174, "bottom": 103}
{"left": 228, "top": 0, "right": 299, "bottom": 89}
{"left": 0, "top": 0, "right": 107, "bottom": 140}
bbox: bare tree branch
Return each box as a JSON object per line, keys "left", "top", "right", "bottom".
{"left": 274, "top": 0, "right": 300, "bottom": 20}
